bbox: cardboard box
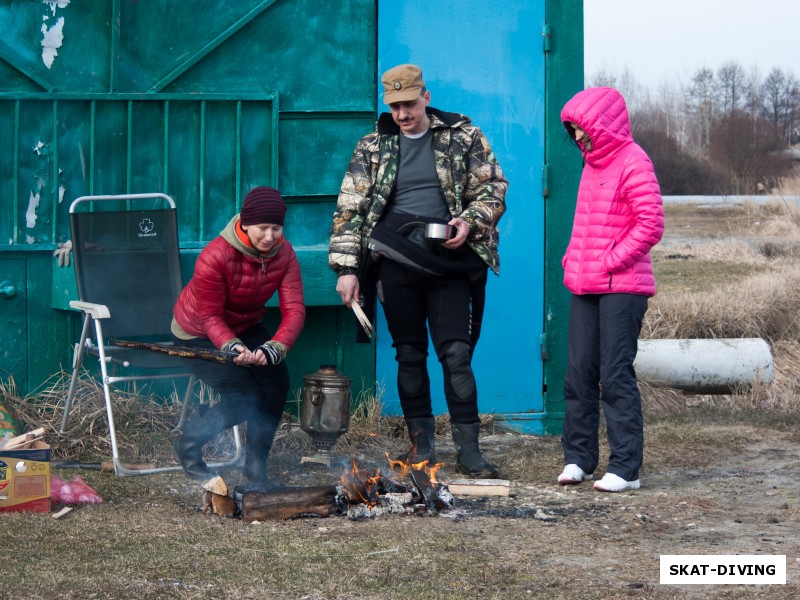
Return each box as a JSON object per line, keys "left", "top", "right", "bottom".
{"left": 0, "top": 441, "right": 51, "bottom": 513}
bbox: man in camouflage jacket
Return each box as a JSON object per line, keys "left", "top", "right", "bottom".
{"left": 328, "top": 102, "right": 506, "bottom": 276}
{"left": 328, "top": 64, "right": 507, "bottom": 479}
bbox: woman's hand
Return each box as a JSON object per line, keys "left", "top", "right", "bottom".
{"left": 231, "top": 345, "right": 260, "bottom": 366}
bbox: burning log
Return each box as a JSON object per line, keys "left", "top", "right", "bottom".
{"left": 376, "top": 474, "right": 410, "bottom": 494}
{"left": 410, "top": 468, "right": 449, "bottom": 512}
{"left": 338, "top": 463, "right": 410, "bottom": 506}
{"left": 241, "top": 485, "right": 337, "bottom": 522}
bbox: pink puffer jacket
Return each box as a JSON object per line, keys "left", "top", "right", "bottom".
{"left": 560, "top": 87, "right": 664, "bottom": 296}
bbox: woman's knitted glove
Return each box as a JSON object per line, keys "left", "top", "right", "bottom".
{"left": 222, "top": 338, "right": 246, "bottom": 354}
{"left": 257, "top": 340, "right": 287, "bottom": 365}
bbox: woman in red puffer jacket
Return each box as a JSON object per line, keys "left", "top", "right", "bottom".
{"left": 557, "top": 87, "right": 664, "bottom": 493}
{"left": 171, "top": 186, "right": 305, "bottom": 493}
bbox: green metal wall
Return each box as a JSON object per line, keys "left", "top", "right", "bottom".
{"left": 0, "top": 0, "right": 584, "bottom": 436}
{"left": 0, "top": 0, "right": 376, "bottom": 397}
{"left": 541, "top": 0, "right": 585, "bottom": 433}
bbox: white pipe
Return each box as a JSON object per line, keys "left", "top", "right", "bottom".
{"left": 634, "top": 338, "right": 774, "bottom": 394}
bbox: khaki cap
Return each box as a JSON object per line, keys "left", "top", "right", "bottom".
{"left": 381, "top": 64, "right": 425, "bottom": 104}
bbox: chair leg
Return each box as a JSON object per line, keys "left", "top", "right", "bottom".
{"left": 60, "top": 315, "right": 93, "bottom": 434}
{"left": 174, "top": 374, "right": 196, "bottom": 432}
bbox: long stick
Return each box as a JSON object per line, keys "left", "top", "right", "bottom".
{"left": 115, "top": 340, "right": 238, "bottom": 364}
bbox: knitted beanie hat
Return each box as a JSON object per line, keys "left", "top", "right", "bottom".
{"left": 240, "top": 186, "right": 286, "bottom": 226}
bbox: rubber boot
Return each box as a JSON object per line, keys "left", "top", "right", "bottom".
{"left": 172, "top": 413, "right": 221, "bottom": 481}
{"left": 451, "top": 422, "right": 500, "bottom": 479}
{"left": 234, "top": 421, "right": 279, "bottom": 495}
{"left": 394, "top": 416, "right": 436, "bottom": 466}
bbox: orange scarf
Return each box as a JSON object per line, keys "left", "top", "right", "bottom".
{"left": 235, "top": 219, "right": 254, "bottom": 248}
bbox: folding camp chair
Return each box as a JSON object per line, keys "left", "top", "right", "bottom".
{"left": 60, "top": 193, "right": 243, "bottom": 476}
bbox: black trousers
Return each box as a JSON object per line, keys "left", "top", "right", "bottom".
{"left": 377, "top": 259, "right": 479, "bottom": 424}
{"left": 173, "top": 324, "right": 288, "bottom": 442}
{"left": 561, "top": 293, "right": 648, "bottom": 481}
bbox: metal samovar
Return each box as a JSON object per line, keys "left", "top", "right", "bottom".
{"left": 300, "top": 365, "right": 351, "bottom": 466}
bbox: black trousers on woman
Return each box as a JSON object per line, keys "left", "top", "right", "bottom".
{"left": 173, "top": 323, "right": 288, "bottom": 466}
{"left": 561, "top": 293, "right": 648, "bottom": 482}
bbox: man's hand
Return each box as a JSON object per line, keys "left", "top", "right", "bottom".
{"left": 442, "top": 218, "right": 469, "bottom": 249}
{"left": 336, "top": 274, "right": 360, "bottom": 307}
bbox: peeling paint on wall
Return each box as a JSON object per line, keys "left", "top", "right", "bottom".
{"left": 32, "top": 141, "right": 46, "bottom": 156}
{"left": 26, "top": 192, "right": 41, "bottom": 229}
{"left": 58, "top": 185, "right": 66, "bottom": 204}
{"left": 43, "top": 0, "right": 70, "bottom": 16}
{"left": 41, "top": 16, "right": 65, "bottom": 69}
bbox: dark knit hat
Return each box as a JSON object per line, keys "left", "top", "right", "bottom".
{"left": 240, "top": 186, "right": 286, "bottom": 226}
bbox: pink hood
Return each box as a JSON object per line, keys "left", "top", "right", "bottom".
{"left": 560, "top": 87, "right": 664, "bottom": 296}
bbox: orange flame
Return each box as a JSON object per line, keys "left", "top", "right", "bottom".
{"left": 427, "top": 462, "right": 443, "bottom": 484}
{"left": 385, "top": 452, "right": 410, "bottom": 478}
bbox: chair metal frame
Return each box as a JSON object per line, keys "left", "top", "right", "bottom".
{"left": 60, "top": 193, "right": 243, "bottom": 476}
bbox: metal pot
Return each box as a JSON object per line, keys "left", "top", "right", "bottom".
{"left": 424, "top": 222, "right": 454, "bottom": 242}
{"left": 300, "top": 365, "right": 352, "bottom": 459}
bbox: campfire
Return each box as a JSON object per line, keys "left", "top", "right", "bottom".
{"left": 336, "top": 455, "right": 453, "bottom": 519}
{"left": 200, "top": 444, "right": 511, "bottom": 522}
{"left": 230, "top": 453, "right": 458, "bottom": 522}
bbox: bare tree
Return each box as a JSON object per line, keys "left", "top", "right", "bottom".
{"left": 685, "top": 67, "right": 716, "bottom": 151}
{"left": 716, "top": 61, "right": 747, "bottom": 114}
{"left": 587, "top": 61, "right": 800, "bottom": 194}
{"left": 761, "top": 67, "right": 787, "bottom": 131}
{"left": 709, "top": 111, "right": 793, "bottom": 193}
{"left": 785, "top": 74, "right": 800, "bottom": 145}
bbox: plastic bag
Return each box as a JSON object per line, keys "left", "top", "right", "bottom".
{"left": 50, "top": 475, "right": 103, "bottom": 505}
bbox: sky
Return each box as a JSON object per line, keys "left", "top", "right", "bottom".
{"left": 584, "top": 0, "right": 800, "bottom": 91}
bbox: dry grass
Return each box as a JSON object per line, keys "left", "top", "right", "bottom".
{"left": 645, "top": 204, "right": 800, "bottom": 417}
{"left": 644, "top": 263, "right": 800, "bottom": 341}
{"left": 3, "top": 202, "right": 800, "bottom": 599}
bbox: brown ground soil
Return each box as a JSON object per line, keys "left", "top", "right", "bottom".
{"left": 3, "top": 201, "right": 799, "bottom": 599}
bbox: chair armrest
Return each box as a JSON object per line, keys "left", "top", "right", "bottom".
{"left": 69, "top": 300, "right": 111, "bottom": 319}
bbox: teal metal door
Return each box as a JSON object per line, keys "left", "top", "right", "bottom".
{"left": 377, "top": 1, "right": 546, "bottom": 418}
{"left": 0, "top": 259, "right": 26, "bottom": 387}
{"left": 0, "top": 0, "right": 377, "bottom": 394}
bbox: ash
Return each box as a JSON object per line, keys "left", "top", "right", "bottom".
{"left": 339, "top": 483, "right": 456, "bottom": 521}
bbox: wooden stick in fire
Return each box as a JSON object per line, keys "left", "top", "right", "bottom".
{"left": 351, "top": 301, "right": 377, "bottom": 340}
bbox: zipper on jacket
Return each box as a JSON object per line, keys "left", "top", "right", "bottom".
{"left": 608, "top": 239, "right": 616, "bottom": 289}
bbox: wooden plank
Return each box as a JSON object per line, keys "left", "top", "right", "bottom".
{"left": 446, "top": 479, "right": 511, "bottom": 497}
{"left": 1, "top": 427, "right": 45, "bottom": 450}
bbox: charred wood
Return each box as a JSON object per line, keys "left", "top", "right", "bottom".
{"left": 241, "top": 485, "right": 337, "bottom": 522}
{"left": 410, "top": 469, "right": 448, "bottom": 512}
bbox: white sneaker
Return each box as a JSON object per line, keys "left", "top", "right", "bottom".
{"left": 593, "top": 472, "right": 640, "bottom": 492}
{"left": 557, "top": 464, "right": 593, "bottom": 485}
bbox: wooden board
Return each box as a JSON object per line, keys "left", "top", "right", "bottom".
{"left": 446, "top": 479, "right": 511, "bottom": 497}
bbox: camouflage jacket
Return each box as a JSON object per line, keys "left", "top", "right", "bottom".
{"left": 328, "top": 107, "right": 507, "bottom": 275}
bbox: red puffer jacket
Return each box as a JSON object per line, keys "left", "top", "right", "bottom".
{"left": 173, "top": 216, "right": 305, "bottom": 351}
{"left": 560, "top": 87, "right": 664, "bottom": 296}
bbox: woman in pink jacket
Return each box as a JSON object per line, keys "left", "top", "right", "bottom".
{"left": 557, "top": 87, "right": 664, "bottom": 492}
{"left": 171, "top": 186, "right": 305, "bottom": 493}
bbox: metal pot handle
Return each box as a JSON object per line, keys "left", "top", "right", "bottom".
{"left": 308, "top": 384, "right": 323, "bottom": 407}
